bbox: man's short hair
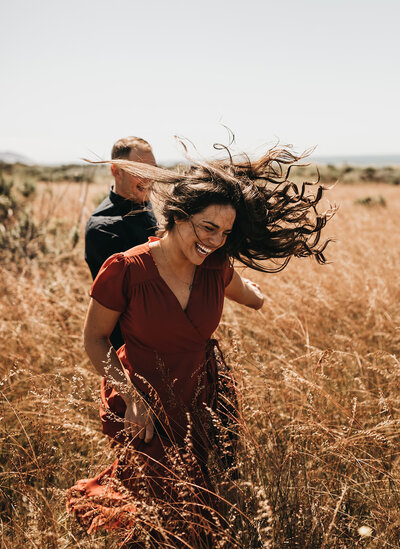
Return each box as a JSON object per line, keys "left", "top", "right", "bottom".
{"left": 111, "top": 136, "right": 153, "bottom": 160}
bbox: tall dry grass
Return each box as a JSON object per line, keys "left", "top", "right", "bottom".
{"left": 0, "top": 172, "right": 399, "bottom": 547}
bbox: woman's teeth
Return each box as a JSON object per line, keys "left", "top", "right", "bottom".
{"left": 195, "top": 242, "right": 212, "bottom": 255}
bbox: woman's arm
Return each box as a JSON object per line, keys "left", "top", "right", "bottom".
{"left": 84, "top": 298, "right": 154, "bottom": 443}
{"left": 225, "top": 269, "right": 264, "bottom": 310}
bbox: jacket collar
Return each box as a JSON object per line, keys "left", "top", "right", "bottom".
{"left": 109, "top": 187, "right": 149, "bottom": 214}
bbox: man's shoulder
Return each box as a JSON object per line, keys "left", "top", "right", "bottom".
{"left": 86, "top": 213, "right": 124, "bottom": 232}
{"left": 85, "top": 214, "right": 126, "bottom": 247}
{"left": 90, "top": 194, "right": 114, "bottom": 215}
{"left": 88, "top": 194, "right": 156, "bottom": 225}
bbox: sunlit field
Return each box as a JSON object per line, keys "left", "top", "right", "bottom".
{"left": 0, "top": 163, "right": 399, "bottom": 548}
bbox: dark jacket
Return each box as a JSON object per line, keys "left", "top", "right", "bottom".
{"left": 85, "top": 188, "right": 158, "bottom": 348}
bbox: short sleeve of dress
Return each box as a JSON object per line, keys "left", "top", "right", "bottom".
{"left": 90, "top": 253, "right": 129, "bottom": 312}
{"left": 222, "top": 257, "right": 234, "bottom": 287}
{"left": 201, "top": 252, "right": 234, "bottom": 287}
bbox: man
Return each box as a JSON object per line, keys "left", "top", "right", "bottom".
{"left": 85, "top": 136, "right": 158, "bottom": 348}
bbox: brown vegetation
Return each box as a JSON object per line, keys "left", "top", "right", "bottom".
{"left": 0, "top": 163, "right": 399, "bottom": 547}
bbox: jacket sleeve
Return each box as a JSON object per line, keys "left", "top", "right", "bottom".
{"left": 85, "top": 224, "right": 127, "bottom": 280}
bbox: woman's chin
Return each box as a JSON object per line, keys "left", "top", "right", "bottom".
{"left": 192, "top": 248, "right": 211, "bottom": 264}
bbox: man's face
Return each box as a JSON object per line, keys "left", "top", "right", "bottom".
{"left": 113, "top": 148, "right": 156, "bottom": 203}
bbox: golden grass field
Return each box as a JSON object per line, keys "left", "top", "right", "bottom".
{"left": 0, "top": 166, "right": 399, "bottom": 548}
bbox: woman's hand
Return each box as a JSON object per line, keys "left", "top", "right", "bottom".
{"left": 242, "top": 278, "right": 265, "bottom": 309}
{"left": 123, "top": 395, "right": 154, "bottom": 444}
{"left": 83, "top": 299, "right": 156, "bottom": 443}
{"left": 225, "top": 270, "right": 265, "bottom": 310}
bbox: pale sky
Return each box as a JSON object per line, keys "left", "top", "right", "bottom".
{"left": 1, "top": 0, "right": 399, "bottom": 164}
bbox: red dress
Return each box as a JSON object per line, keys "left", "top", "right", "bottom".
{"left": 66, "top": 238, "right": 234, "bottom": 537}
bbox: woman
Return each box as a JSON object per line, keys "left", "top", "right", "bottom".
{"left": 67, "top": 145, "right": 333, "bottom": 546}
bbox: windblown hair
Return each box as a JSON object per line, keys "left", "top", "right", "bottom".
{"left": 92, "top": 143, "right": 335, "bottom": 273}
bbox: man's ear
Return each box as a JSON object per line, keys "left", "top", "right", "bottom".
{"left": 111, "top": 164, "right": 119, "bottom": 178}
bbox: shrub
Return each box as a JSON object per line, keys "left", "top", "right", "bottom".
{"left": 362, "top": 167, "right": 377, "bottom": 181}
{"left": 355, "top": 195, "right": 386, "bottom": 207}
{"left": 20, "top": 180, "right": 37, "bottom": 198}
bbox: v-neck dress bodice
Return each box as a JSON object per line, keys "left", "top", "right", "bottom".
{"left": 89, "top": 237, "right": 233, "bottom": 443}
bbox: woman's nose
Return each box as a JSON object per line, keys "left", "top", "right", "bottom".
{"left": 207, "top": 232, "right": 225, "bottom": 248}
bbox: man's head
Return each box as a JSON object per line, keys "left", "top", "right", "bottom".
{"left": 111, "top": 136, "right": 156, "bottom": 203}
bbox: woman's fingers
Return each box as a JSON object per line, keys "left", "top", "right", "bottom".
{"left": 137, "top": 423, "right": 145, "bottom": 439}
{"left": 124, "top": 417, "right": 140, "bottom": 437}
{"left": 125, "top": 418, "right": 146, "bottom": 439}
{"left": 244, "top": 277, "right": 262, "bottom": 294}
{"left": 248, "top": 279, "right": 261, "bottom": 291}
{"left": 128, "top": 418, "right": 153, "bottom": 442}
{"left": 242, "top": 277, "right": 265, "bottom": 309}
{"left": 123, "top": 400, "right": 154, "bottom": 443}
{"left": 144, "top": 421, "right": 154, "bottom": 444}
{"left": 243, "top": 277, "right": 260, "bottom": 290}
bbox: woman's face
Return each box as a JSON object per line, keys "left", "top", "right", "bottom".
{"left": 174, "top": 203, "right": 236, "bottom": 265}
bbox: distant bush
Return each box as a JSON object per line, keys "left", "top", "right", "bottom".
{"left": 0, "top": 174, "right": 37, "bottom": 217}
{"left": 20, "top": 180, "right": 37, "bottom": 198}
{"left": 0, "top": 210, "right": 47, "bottom": 260}
{"left": 362, "top": 167, "right": 377, "bottom": 181}
{"left": 0, "top": 171, "right": 43, "bottom": 261}
{"left": 355, "top": 195, "right": 386, "bottom": 207}
{"left": 316, "top": 163, "right": 400, "bottom": 185}
{"left": 0, "top": 195, "right": 14, "bottom": 220}
{"left": 0, "top": 162, "right": 14, "bottom": 174}
{"left": 0, "top": 175, "right": 14, "bottom": 199}
{"left": 0, "top": 162, "right": 104, "bottom": 185}
{"left": 0, "top": 177, "right": 17, "bottom": 221}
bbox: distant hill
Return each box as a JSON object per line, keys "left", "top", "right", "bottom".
{"left": 312, "top": 154, "right": 400, "bottom": 167}
{"left": 0, "top": 151, "right": 35, "bottom": 165}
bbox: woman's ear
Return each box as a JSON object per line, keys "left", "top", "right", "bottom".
{"left": 173, "top": 215, "right": 184, "bottom": 226}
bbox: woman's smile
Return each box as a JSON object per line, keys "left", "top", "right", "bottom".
{"left": 194, "top": 241, "right": 214, "bottom": 256}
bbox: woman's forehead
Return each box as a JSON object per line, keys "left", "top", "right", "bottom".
{"left": 194, "top": 204, "right": 236, "bottom": 227}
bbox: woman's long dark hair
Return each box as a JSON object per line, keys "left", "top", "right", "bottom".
{"left": 93, "top": 143, "right": 335, "bottom": 273}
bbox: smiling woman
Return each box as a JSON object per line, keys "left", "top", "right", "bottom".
{"left": 66, "top": 142, "right": 334, "bottom": 547}
{"left": 188, "top": 204, "right": 236, "bottom": 258}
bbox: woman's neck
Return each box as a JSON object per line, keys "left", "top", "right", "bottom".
{"left": 159, "top": 232, "right": 193, "bottom": 275}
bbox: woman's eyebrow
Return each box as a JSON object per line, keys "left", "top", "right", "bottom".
{"left": 202, "top": 220, "right": 232, "bottom": 232}
{"left": 202, "top": 220, "right": 219, "bottom": 228}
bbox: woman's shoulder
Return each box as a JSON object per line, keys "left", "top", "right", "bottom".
{"left": 101, "top": 241, "right": 157, "bottom": 284}
{"left": 123, "top": 241, "right": 152, "bottom": 262}
{"left": 123, "top": 241, "right": 159, "bottom": 281}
